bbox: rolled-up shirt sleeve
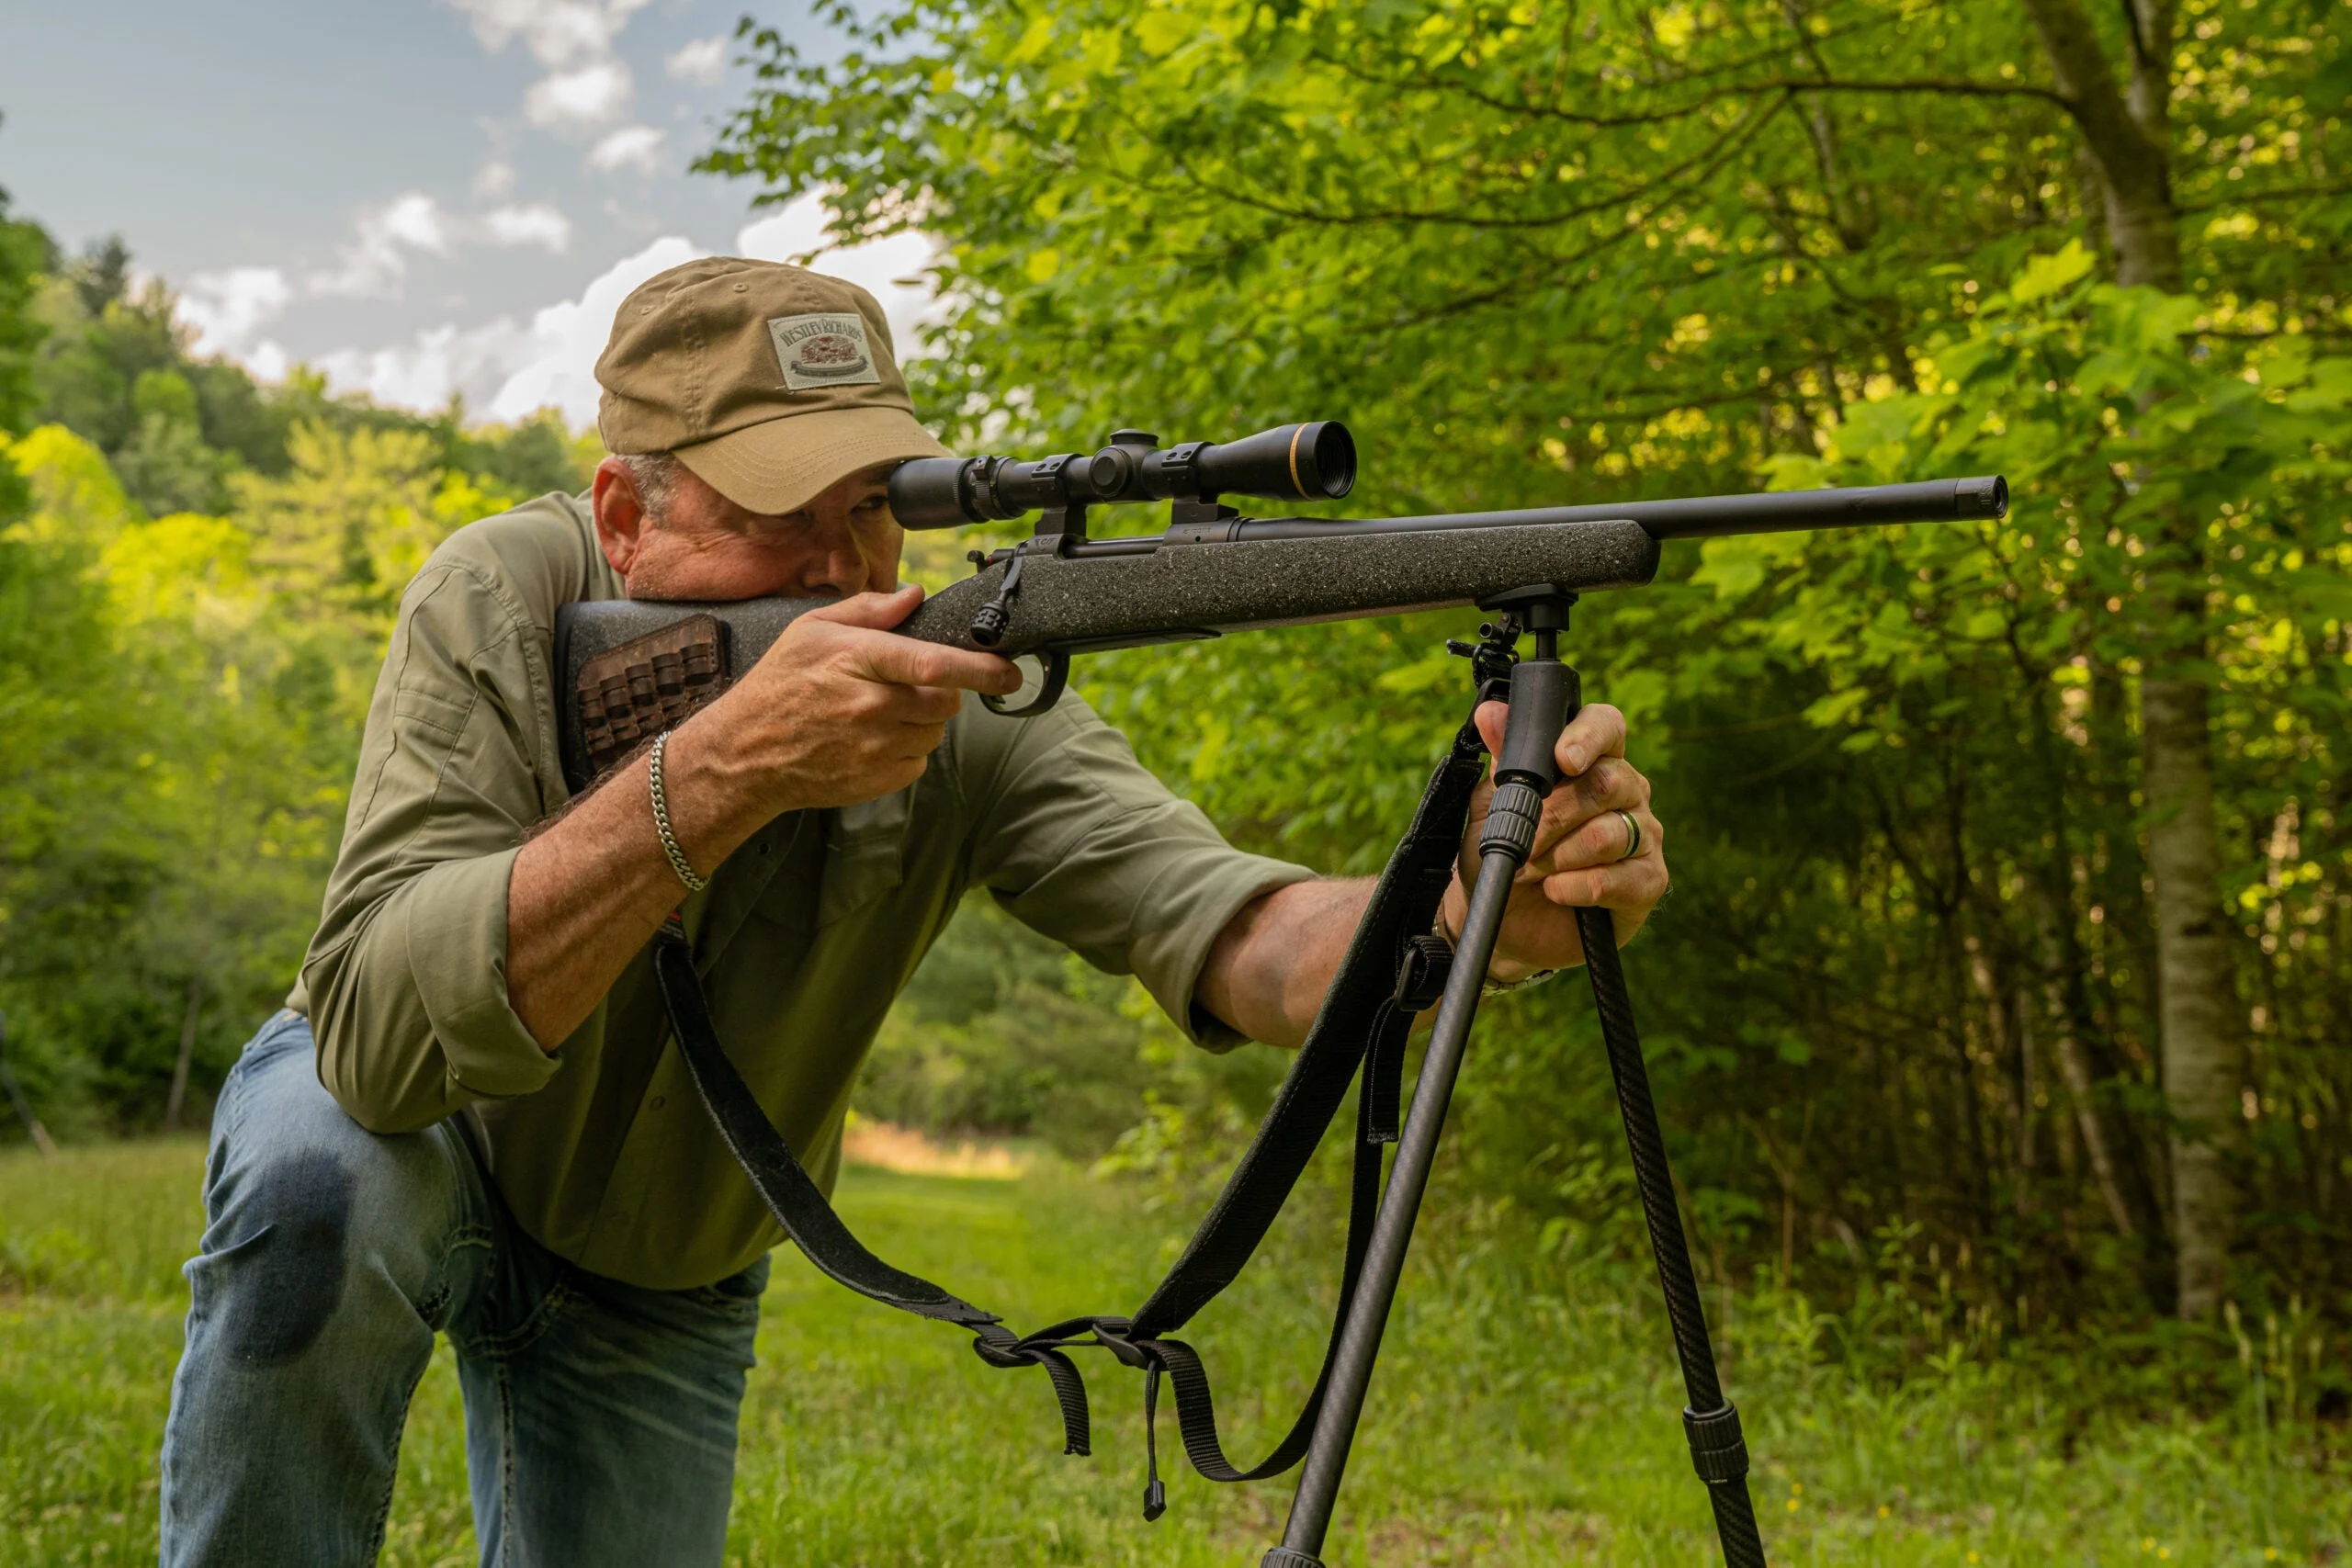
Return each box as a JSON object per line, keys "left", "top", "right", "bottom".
{"left": 299, "top": 556, "right": 560, "bottom": 1132}
{"left": 964, "top": 694, "right": 1314, "bottom": 1050}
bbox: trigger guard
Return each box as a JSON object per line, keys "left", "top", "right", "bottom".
{"left": 982, "top": 649, "right": 1069, "bottom": 718}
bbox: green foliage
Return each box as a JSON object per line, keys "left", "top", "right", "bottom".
{"left": 709, "top": 0, "right": 2352, "bottom": 1337}
{"left": 858, "top": 893, "right": 1289, "bottom": 1160}
{"left": 0, "top": 225, "right": 599, "bottom": 1132}
{"left": 26, "top": 233, "right": 599, "bottom": 515}
{"left": 0, "top": 175, "right": 50, "bottom": 525}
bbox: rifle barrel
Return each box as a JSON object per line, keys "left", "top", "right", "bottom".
{"left": 1225, "top": 474, "right": 2007, "bottom": 545}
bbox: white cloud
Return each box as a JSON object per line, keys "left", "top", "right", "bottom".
{"left": 586, "top": 124, "right": 665, "bottom": 174}
{"left": 446, "top": 0, "right": 651, "bottom": 133}
{"left": 486, "top": 234, "right": 703, "bottom": 423}
{"left": 380, "top": 194, "right": 454, "bottom": 253}
{"left": 310, "top": 192, "right": 454, "bottom": 298}
{"left": 176, "top": 266, "right": 294, "bottom": 357}
{"left": 665, "top": 35, "right": 727, "bottom": 84}
{"left": 526, "top": 60, "right": 632, "bottom": 128}
{"left": 316, "top": 321, "right": 530, "bottom": 414}
{"left": 314, "top": 235, "right": 702, "bottom": 425}
{"left": 209, "top": 189, "right": 571, "bottom": 345}
{"left": 472, "top": 159, "right": 517, "bottom": 199}
{"left": 481, "top": 202, "right": 573, "bottom": 252}
{"left": 277, "top": 199, "right": 946, "bottom": 431}
{"left": 737, "top": 194, "right": 944, "bottom": 358}
{"left": 443, "top": 0, "right": 650, "bottom": 66}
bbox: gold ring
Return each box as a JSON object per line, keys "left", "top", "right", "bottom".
{"left": 1615, "top": 808, "right": 1642, "bottom": 861}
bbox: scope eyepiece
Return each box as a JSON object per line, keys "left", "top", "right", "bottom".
{"left": 887, "top": 421, "right": 1356, "bottom": 529}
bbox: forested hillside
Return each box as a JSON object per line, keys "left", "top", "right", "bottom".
{"left": 0, "top": 206, "right": 595, "bottom": 1128}
{"left": 5, "top": 0, "right": 2350, "bottom": 1367}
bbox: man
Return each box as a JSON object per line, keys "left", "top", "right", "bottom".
{"left": 158, "top": 259, "right": 1668, "bottom": 1566}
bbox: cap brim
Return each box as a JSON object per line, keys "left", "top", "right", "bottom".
{"left": 673, "top": 405, "right": 950, "bottom": 517}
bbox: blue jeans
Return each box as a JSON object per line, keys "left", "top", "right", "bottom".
{"left": 159, "top": 1012, "right": 769, "bottom": 1567}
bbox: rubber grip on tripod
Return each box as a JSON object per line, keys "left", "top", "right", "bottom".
{"left": 1261, "top": 1551, "right": 1327, "bottom": 1568}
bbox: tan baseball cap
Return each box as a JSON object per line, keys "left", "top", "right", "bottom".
{"left": 594, "top": 256, "right": 948, "bottom": 516}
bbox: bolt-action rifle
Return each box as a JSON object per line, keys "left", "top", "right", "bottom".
{"left": 559, "top": 424, "right": 2006, "bottom": 1567}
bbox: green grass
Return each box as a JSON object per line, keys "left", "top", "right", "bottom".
{"left": 2, "top": 1140, "right": 2346, "bottom": 1566}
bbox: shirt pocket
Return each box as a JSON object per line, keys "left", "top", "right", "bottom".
{"left": 746, "top": 815, "right": 821, "bottom": 934}
{"left": 817, "top": 786, "right": 911, "bottom": 927}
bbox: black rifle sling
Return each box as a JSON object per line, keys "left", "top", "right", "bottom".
{"left": 649, "top": 705, "right": 1488, "bottom": 1495}
{"left": 1115, "top": 719, "right": 1483, "bottom": 1486}
{"left": 651, "top": 922, "right": 1097, "bottom": 1449}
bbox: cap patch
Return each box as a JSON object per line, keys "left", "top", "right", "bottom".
{"left": 767, "top": 312, "right": 882, "bottom": 391}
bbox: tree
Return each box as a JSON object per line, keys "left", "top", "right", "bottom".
{"left": 0, "top": 145, "right": 51, "bottom": 517}
{"left": 708, "top": 0, "right": 2350, "bottom": 1320}
{"left": 0, "top": 215, "right": 600, "bottom": 1133}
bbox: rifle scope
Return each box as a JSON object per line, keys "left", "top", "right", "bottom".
{"left": 889, "top": 422, "right": 1356, "bottom": 529}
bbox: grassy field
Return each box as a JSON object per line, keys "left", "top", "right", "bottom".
{"left": 2, "top": 1139, "right": 2346, "bottom": 1566}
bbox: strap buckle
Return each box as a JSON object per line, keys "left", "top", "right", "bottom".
{"left": 1392, "top": 931, "right": 1454, "bottom": 1011}
{"left": 1088, "top": 1318, "right": 1157, "bottom": 1371}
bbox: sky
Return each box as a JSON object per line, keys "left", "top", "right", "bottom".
{"left": 0, "top": 0, "right": 939, "bottom": 429}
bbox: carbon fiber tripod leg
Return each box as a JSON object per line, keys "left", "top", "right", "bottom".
{"left": 1262, "top": 595, "right": 1577, "bottom": 1568}
{"left": 1577, "top": 904, "right": 1767, "bottom": 1568}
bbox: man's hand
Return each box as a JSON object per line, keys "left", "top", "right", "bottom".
{"left": 505, "top": 585, "right": 1019, "bottom": 1052}
{"left": 1198, "top": 701, "right": 1669, "bottom": 1048}
{"left": 679, "top": 585, "right": 1023, "bottom": 823}
{"left": 1438, "top": 700, "right": 1668, "bottom": 978}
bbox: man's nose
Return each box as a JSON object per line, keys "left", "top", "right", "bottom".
{"left": 797, "top": 521, "right": 872, "bottom": 598}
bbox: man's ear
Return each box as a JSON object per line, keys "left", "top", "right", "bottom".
{"left": 591, "top": 456, "right": 650, "bottom": 579}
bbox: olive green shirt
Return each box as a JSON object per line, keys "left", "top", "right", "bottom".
{"left": 287, "top": 492, "right": 1312, "bottom": 1290}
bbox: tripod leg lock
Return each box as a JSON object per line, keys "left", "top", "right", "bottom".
{"left": 1479, "top": 780, "right": 1544, "bottom": 862}
{"left": 1261, "top": 1551, "right": 1328, "bottom": 1568}
{"left": 1681, "top": 1401, "right": 1751, "bottom": 1485}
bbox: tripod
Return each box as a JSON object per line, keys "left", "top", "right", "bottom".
{"left": 651, "top": 584, "right": 1767, "bottom": 1563}
{"left": 1262, "top": 589, "right": 1766, "bottom": 1568}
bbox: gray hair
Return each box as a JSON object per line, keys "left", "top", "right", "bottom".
{"left": 617, "top": 452, "right": 682, "bottom": 525}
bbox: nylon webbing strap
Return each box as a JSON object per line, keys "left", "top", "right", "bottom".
{"left": 1126, "top": 721, "right": 1484, "bottom": 1337}
{"left": 1100, "top": 719, "right": 1481, "bottom": 1486}
{"left": 653, "top": 920, "right": 1094, "bottom": 1452}
{"left": 650, "top": 709, "right": 1487, "bottom": 1500}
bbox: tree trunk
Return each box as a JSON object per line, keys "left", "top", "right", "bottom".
{"left": 2140, "top": 675, "right": 2241, "bottom": 1316}
{"left": 2021, "top": 0, "right": 2237, "bottom": 1318}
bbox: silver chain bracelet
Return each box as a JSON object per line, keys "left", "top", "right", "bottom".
{"left": 648, "top": 730, "right": 707, "bottom": 895}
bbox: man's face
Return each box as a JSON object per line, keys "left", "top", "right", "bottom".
{"left": 590, "top": 457, "right": 905, "bottom": 603}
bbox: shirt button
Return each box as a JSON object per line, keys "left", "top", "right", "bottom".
{"left": 650, "top": 1095, "right": 667, "bottom": 1111}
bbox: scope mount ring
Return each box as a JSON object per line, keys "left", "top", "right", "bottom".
{"left": 983, "top": 648, "right": 1070, "bottom": 718}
